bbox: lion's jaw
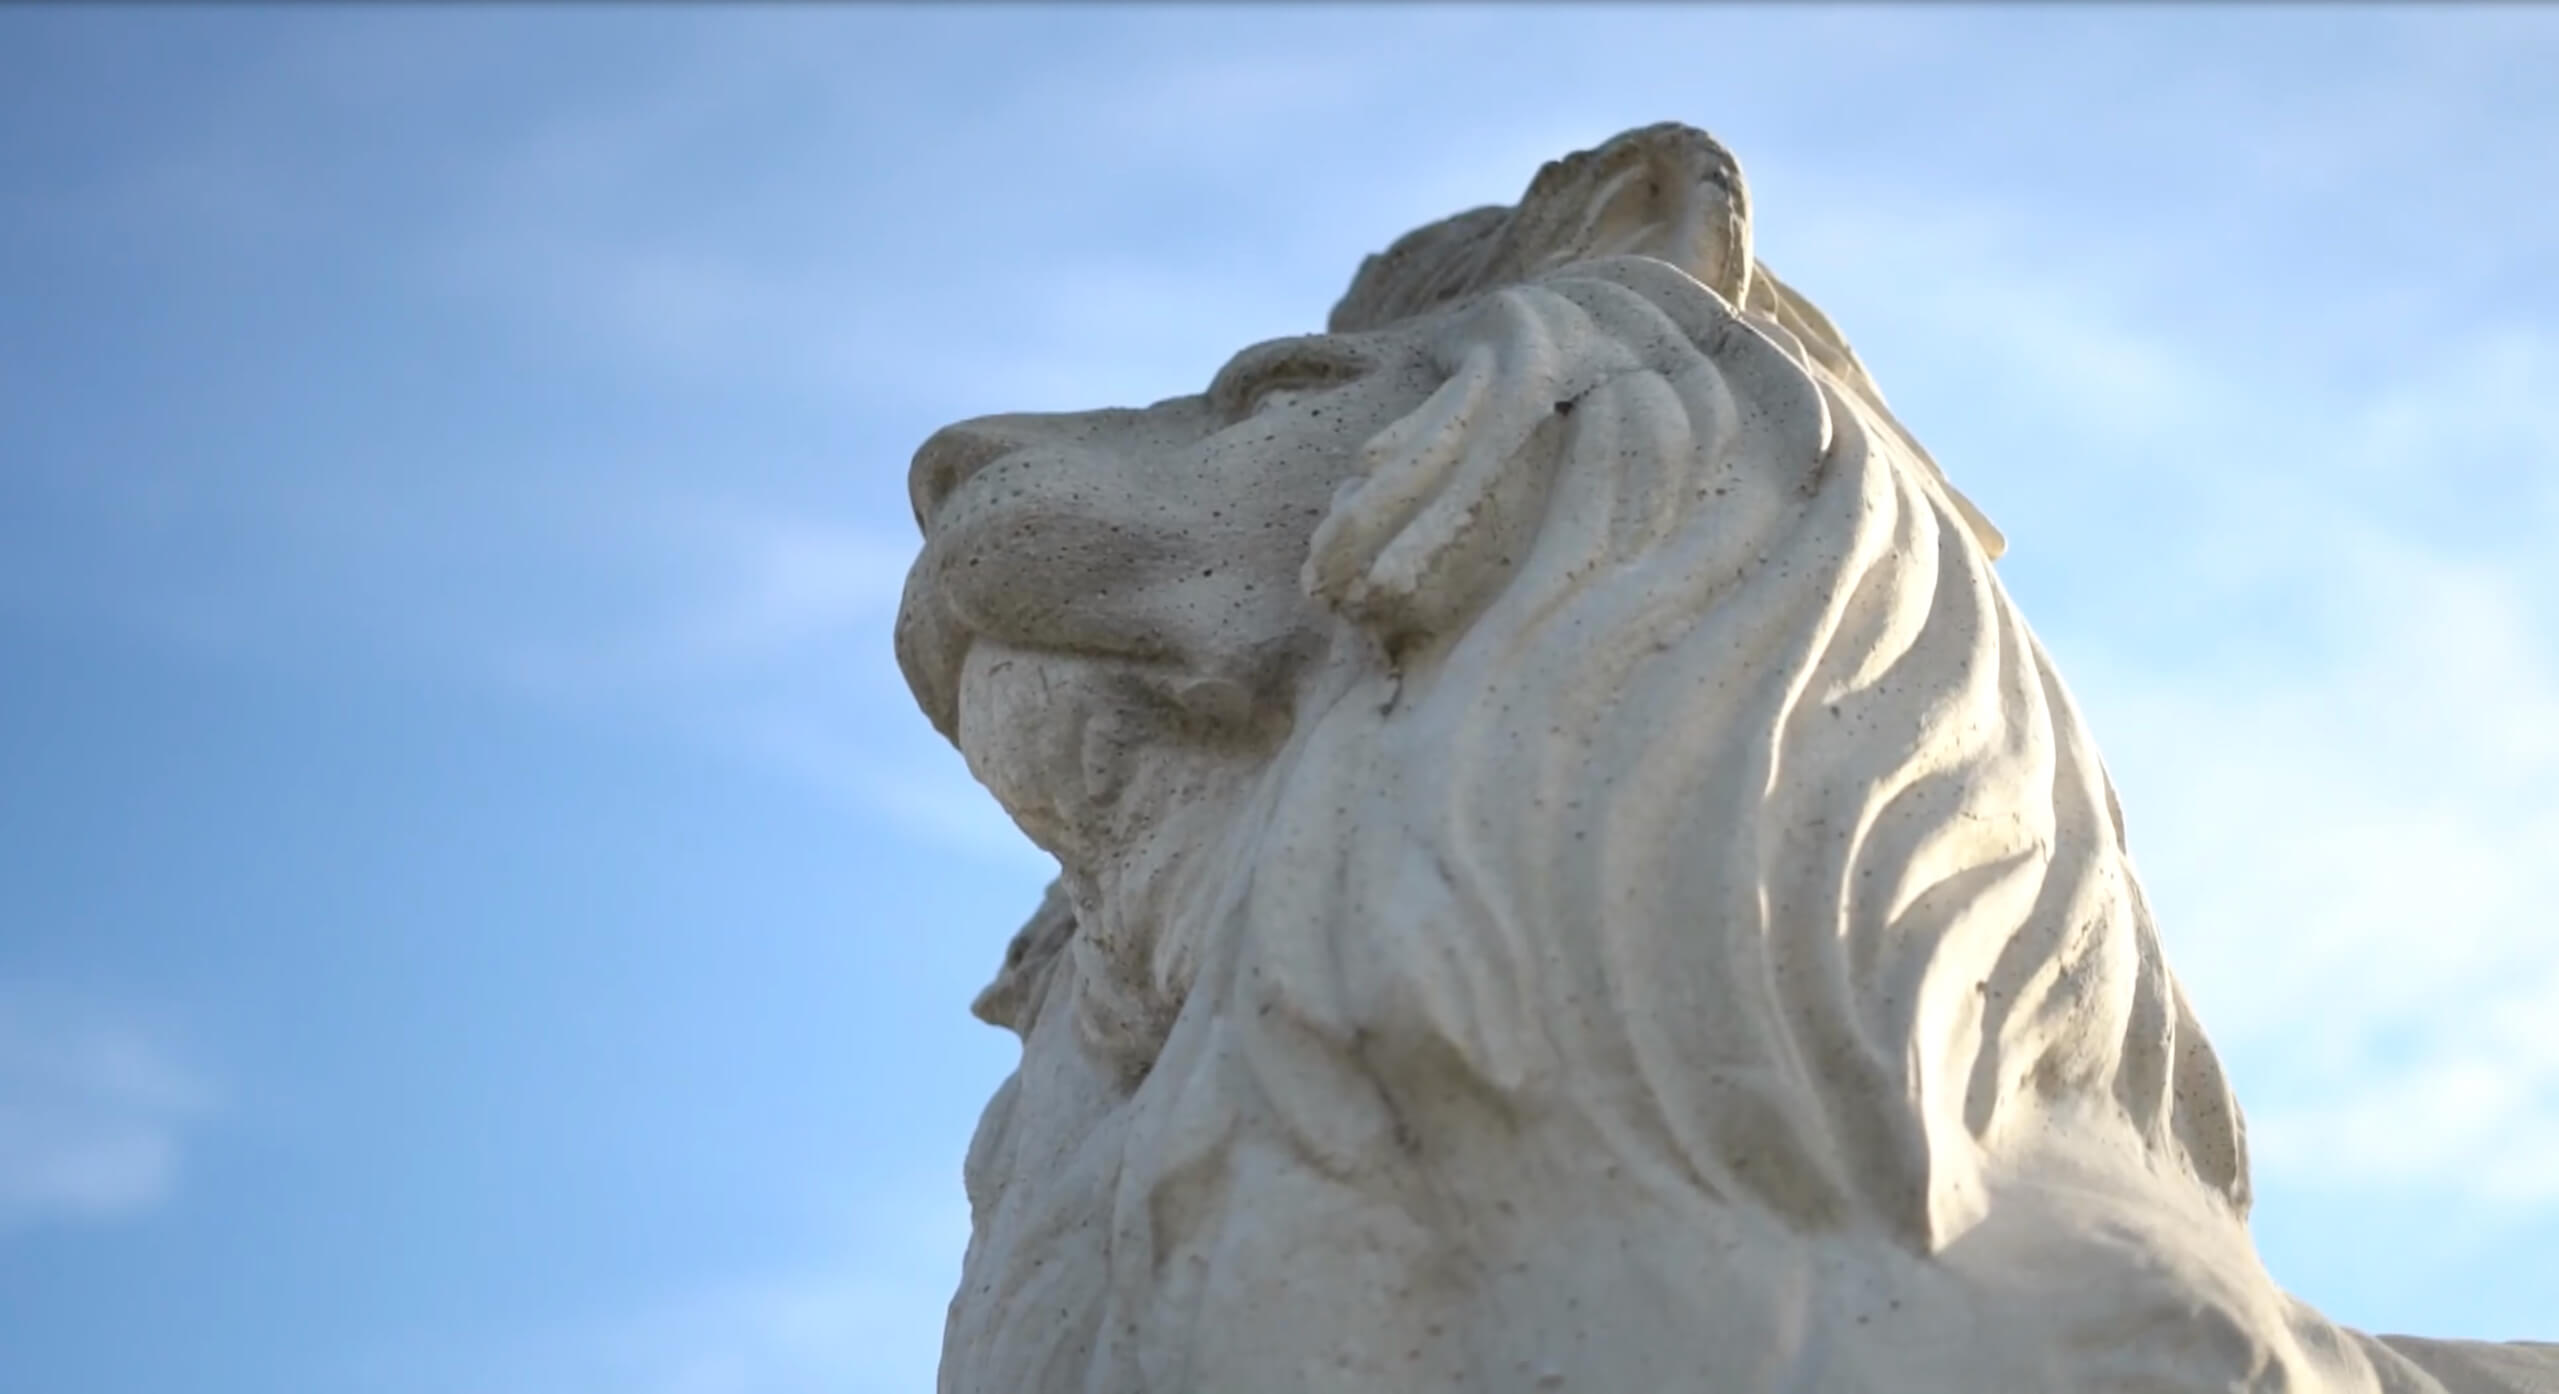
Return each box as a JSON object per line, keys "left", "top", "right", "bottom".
{"left": 949, "top": 637, "right": 1300, "bottom": 1069}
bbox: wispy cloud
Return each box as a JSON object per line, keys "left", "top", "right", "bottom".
{"left": 2080, "top": 527, "right": 2559, "bottom": 1204}
{"left": 479, "top": 491, "right": 1051, "bottom": 868}
{"left": 1960, "top": 287, "right": 2559, "bottom": 1209}
{"left": 384, "top": 1179, "right": 970, "bottom": 1394}
{"left": 723, "top": 707, "right": 1053, "bottom": 874}
{"left": 496, "top": 495, "right": 915, "bottom": 695}
{"left": 0, "top": 986, "right": 219, "bottom": 1232}
{"left": 487, "top": 1266, "right": 951, "bottom": 1394}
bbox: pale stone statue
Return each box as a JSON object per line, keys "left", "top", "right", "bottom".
{"left": 896, "top": 124, "right": 2556, "bottom": 1393}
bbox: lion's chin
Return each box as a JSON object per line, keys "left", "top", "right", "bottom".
{"left": 951, "top": 641, "right": 1104, "bottom": 862}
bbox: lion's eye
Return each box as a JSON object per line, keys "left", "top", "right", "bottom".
{"left": 1240, "top": 368, "right": 1353, "bottom": 416}
{"left": 1211, "top": 337, "right": 1370, "bottom": 421}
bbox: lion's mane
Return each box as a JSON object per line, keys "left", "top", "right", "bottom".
{"left": 1277, "top": 252, "right": 2252, "bottom": 1245}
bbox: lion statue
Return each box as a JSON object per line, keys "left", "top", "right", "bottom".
{"left": 896, "top": 124, "right": 2556, "bottom": 1394}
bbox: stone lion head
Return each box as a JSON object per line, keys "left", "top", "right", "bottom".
{"left": 902, "top": 125, "right": 2460, "bottom": 1394}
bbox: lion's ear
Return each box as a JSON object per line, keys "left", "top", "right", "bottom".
{"left": 1303, "top": 286, "right": 1638, "bottom": 650}
{"left": 1480, "top": 122, "right": 1754, "bottom": 310}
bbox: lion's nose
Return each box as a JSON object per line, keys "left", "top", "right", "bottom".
{"left": 908, "top": 419, "right": 1033, "bottom": 531}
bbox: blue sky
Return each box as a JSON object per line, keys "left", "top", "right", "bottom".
{"left": 1, "top": 6, "right": 2554, "bottom": 1391}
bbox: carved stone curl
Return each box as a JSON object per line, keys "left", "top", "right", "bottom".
{"left": 897, "top": 124, "right": 2557, "bottom": 1394}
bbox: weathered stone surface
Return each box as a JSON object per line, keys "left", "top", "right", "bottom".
{"left": 897, "top": 123, "right": 2556, "bottom": 1394}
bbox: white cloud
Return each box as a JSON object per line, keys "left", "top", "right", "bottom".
{"left": 2078, "top": 529, "right": 2559, "bottom": 1204}
{"left": 0, "top": 986, "right": 219, "bottom": 1232}
{"left": 664, "top": 514, "right": 910, "bottom": 670}
{"left": 400, "top": 1180, "right": 970, "bottom": 1394}
{"left": 497, "top": 495, "right": 916, "bottom": 696}
{"left": 725, "top": 708, "right": 1052, "bottom": 874}
{"left": 473, "top": 492, "right": 1055, "bottom": 868}
{"left": 492, "top": 1266, "right": 949, "bottom": 1394}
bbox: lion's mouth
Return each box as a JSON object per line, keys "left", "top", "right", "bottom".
{"left": 896, "top": 424, "right": 1047, "bottom": 736}
{"left": 892, "top": 565, "right": 1180, "bottom": 748}
{"left": 898, "top": 506, "right": 1220, "bottom": 745}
